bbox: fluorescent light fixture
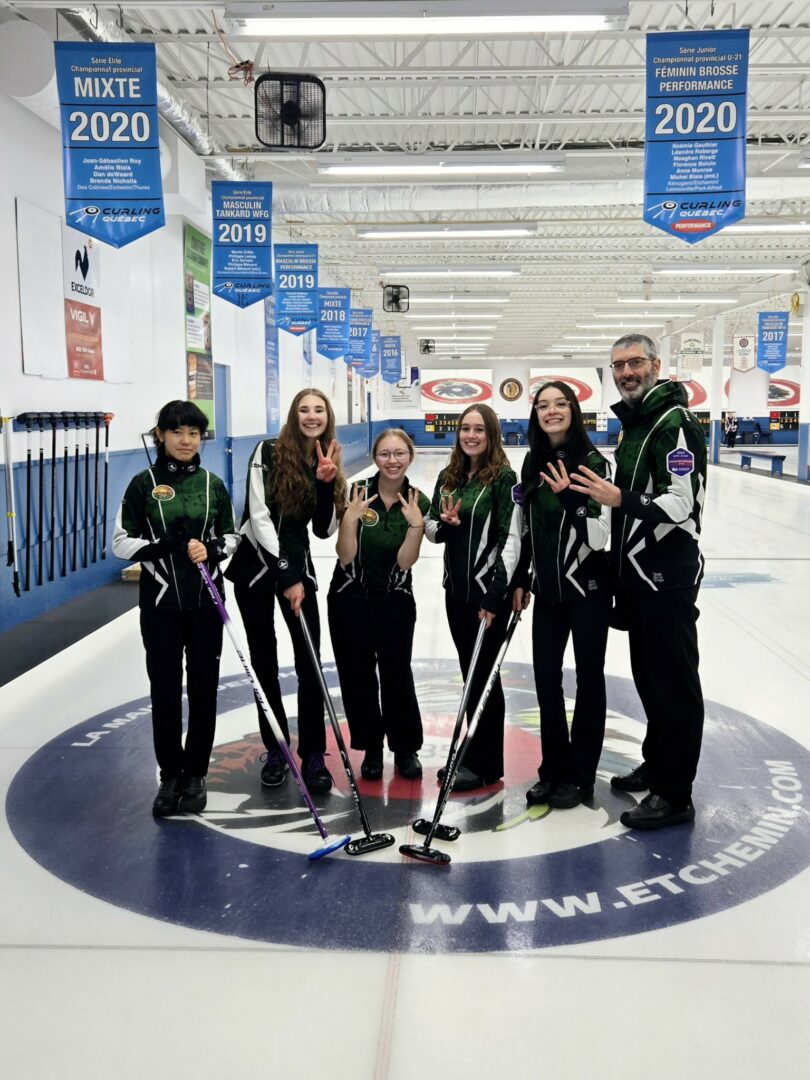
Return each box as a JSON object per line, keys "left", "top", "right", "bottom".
{"left": 319, "top": 152, "right": 565, "bottom": 177}
{"left": 563, "top": 334, "right": 622, "bottom": 341}
{"left": 406, "top": 312, "right": 503, "bottom": 319}
{"left": 549, "top": 345, "right": 606, "bottom": 352}
{"left": 225, "top": 4, "right": 618, "bottom": 39}
{"left": 724, "top": 222, "right": 810, "bottom": 233}
{"left": 799, "top": 151, "right": 810, "bottom": 169}
{"left": 413, "top": 325, "right": 498, "bottom": 331}
{"left": 359, "top": 225, "right": 534, "bottom": 239}
{"left": 408, "top": 296, "right": 510, "bottom": 304}
{"left": 428, "top": 337, "right": 493, "bottom": 342}
{"left": 576, "top": 322, "right": 666, "bottom": 329}
{"left": 617, "top": 295, "right": 737, "bottom": 304}
{"left": 652, "top": 265, "right": 795, "bottom": 276}
{"left": 380, "top": 267, "right": 520, "bottom": 277}
{"left": 592, "top": 310, "right": 697, "bottom": 319}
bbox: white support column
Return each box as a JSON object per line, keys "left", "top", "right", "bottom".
{"left": 659, "top": 334, "right": 671, "bottom": 378}
{"left": 709, "top": 314, "right": 725, "bottom": 464}
{"left": 798, "top": 283, "right": 810, "bottom": 483}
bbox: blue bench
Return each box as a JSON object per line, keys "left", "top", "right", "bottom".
{"left": 737, "top": 451, "right": 786, "bottom": 477}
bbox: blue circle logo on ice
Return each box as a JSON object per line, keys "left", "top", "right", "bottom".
{"left": 6, "top": 661, "right": 809, "bottom": 953}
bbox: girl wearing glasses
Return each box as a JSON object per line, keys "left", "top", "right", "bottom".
{"left": 425, "top": 404, "right": 522, "bottom": 791}
{"left": 225, "top": 389, "right": 346, "bottom": 795}
{"left": 512, "top": 381, "right": 611, "bottom": 809}
{"left": 328, "top": 429, "right": 429, "bottom": 781}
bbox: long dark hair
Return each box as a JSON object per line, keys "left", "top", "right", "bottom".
{"left": 443, "top": 403, "right": 509, "bottom": 490}
{"left": 268, "top": 388, "right": 347, "bottom": 516}
{"left": 523, "top": 381, "right": 604, "bottom": 500}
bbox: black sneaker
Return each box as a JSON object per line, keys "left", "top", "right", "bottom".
{"left": 360, "top": 750, "right": 384, "bottom": 780}
{"left": 526, "top": 779, "right": 555, "bottom": 806}
{"left": 395, "top": 752, "right": 422, "bottom": 780}
{"left": 610, "top": 763, "right": 652, "bottom": 793}
{"left": 548, "top": 781, "right": 593, "bottom": 809}
{"left": 261, "top": 750, "right": 289, "bottom": 788}
{"left": 152, "top": 777, "right": 183, "bottom": 817}
{"left": 303, "top": 753, "right": 333, "bottom": 795}
{"left": 178, "top": 776, "right": 207, "bottom": 813}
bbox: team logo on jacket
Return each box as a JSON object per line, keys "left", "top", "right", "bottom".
{"left": 576, "top": 506, "right": 586, "bottom": 517}
{"left": 151, "top": 485, "right": 175, "bottom": 501}
{"left": 511, "top": 484, "right": 524, "bottom": 506}
{"left": 667, "top": 448, "right": 694, "bottom": 476}
{"left": 361, "top": 508, "right": 379, "bottom": 527}
{"left": 7, "top": 662, "right": 809, "bottom": 955}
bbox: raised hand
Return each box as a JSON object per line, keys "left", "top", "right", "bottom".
{"left": 397, "top": 487, "right": 424, "bottom": 528}
{"left": 315, "top": 438, "right": 339, "bottom": 483}
{"left": 440, "top": 494, "right": 462, "bottom": 526}
{"left": 344, "top": 482, "right": 378, "bottom": 523}
{"left": 540, "top": 459, "right": 571, "bottom": 494}
{"left": 569, "top": 464, "right": 622, "bottom": 507}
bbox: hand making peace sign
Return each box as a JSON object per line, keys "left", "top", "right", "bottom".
{"left": 315, "top": 438, "right": 339, "bottom": 483}
{"left": 440, "top": 493, "right": 462, "bottom": 526}
{"left": 397, "top": 487, "right": 424, "bottom": 528}
{"left": 540, "top": 458, "right": 572, "bottom": 494}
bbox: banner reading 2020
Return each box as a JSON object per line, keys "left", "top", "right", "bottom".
{"left": 54, "top": 42, "right": 165, "bottom": 248}
{"left": 212, "top": 182, "right": 272, "bottom": 308}
{"left": 644, "top": 29, "right": 749, "bottom": 242}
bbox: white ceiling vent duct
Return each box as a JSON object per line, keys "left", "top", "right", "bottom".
{"left": 0, "top": 19, "right": 60, "bottom": 129}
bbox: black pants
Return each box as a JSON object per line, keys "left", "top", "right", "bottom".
{"left": 140, "top": 604, "right": 223, "bottom": 780}
{"left": 328, "top": 588, "right": 423, "bottom": 755}
{"left": 234, "top": 574, "right": 326, "bottom": 759}
{"left": 445, "top": 593, "right": 509, "bottom": 780}
{"left": 625, "top": 587, "right": 704, "bottom": 803}
{"left": 532, "top": 592, "right": 610, "bottom": 788}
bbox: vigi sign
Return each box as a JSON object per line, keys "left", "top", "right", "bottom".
{"left": 644, "top": 28, "right": 749, "bottom": 242}
{"left": 54, "top": 42, "right": 165, "bottom": 247}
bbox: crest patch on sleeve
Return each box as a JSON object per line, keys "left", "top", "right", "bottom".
{"left": 667, "top": 448, "right": 694, "bottom": 476}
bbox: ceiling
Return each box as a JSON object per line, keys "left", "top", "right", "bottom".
{"left": 9, "top": 0, "right": 810, "bottom": 369}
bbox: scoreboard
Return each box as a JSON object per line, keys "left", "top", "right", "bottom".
{"left": 424, "top": 413, "right": 459, "bottom": 435}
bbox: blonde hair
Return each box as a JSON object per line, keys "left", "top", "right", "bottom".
{"left": 372, "top": 427, "right": 415, "bottom": 461}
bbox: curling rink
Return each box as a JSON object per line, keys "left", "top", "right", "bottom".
{"left": 1, "top": 448, "right": 809, "bottom": 1079}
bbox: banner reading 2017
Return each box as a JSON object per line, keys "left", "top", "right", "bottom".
{"left": 54, "top": 42, "right": 165, "bottom": 248}
{"left": 644, "top": 29, "right": 749, "bottom": 242}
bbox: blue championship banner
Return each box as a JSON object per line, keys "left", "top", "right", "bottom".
{"left": 361, "top": 329, "right": 381, "bottom": 380}
{"left": 348, "top": 308, "right": 373, "bottom": 367}
{"left": 274, "top": 244, "right": 318, "bottom": 335}
{"left": 757, "top": 311, "right": 789, "bottom": 374}
{"left": 54, "top": 42, "right": 165, "bottom": 248}
{"left": 380, "top": 336, "right": 402, "bottom": 384}
{"left": 212, "top": 182, "right": 272, "bottom": 308}
{"left": 644, "top": 29, "right": 749, "bottom": 242}
{"left": 317, "top": 287, "right": 351, "bottom": 359}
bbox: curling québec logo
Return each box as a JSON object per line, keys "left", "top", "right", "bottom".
{"left": 7, "top": 660, "right": 809, "bottom": 953}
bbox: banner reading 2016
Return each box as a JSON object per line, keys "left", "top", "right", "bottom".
{"left": 54, "top": 42, "right": 165, "bottom": 248}
{"left": 644, "top": 29, "right": 749, "bottom": 242}
{"left": 212, "top": 182, "right": 272, "bottom": 308}
{"left": 380, "top": 336, "right": 402, "bottom": 384}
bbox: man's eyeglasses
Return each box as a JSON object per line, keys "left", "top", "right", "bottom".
{"left": 376, "top": 449, "right": 409, "bottom": 461}
{"left": 535, "top": 399, "right": 572, "bottom": 412}
{"left": 609, "top": 356, "right": 651, "bottom": 372}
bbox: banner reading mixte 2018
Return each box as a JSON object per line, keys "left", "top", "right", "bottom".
{"left": 644, "top": 29, "right": 749, "bottom": 242}
{"left": 54, "top": 42, "right": 165, "bottom": 248}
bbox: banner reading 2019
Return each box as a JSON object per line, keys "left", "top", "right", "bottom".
{"left": 54, "top": 43, "right": 165, "bottom": 248}
{"left": 644, "top": 29, "right": 749, "bottom": 242}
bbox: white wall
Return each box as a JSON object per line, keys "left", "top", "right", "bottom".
{"left": 0, "top": 90, "right": 267, "bottom": 463}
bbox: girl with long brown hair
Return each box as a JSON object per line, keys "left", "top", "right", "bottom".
{"left": 225, "top": 389, "right": 346, "bottom": 794}
{"left": 424, "top": 403, "right": 522, "bottom": 790}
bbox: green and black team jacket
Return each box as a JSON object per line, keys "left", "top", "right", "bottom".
{"left": 611, "top": 380, "right": 707, "bottom": 592}
{"left": 112, "top": 454, "right": 238, "bottom": 611}
{"left": 225, "top": 438, "right": 337, "bottom": 593}
{"left": 329, "top": 473, "right": 431, "bottom": 599}
{"left": 424, "top": 465, "right": 522, "bottom": 611}
{"left": 513, "top": 446, "right": 611, "bottom": 604}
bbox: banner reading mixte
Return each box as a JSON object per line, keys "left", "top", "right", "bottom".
{"left": 380, "top": 336, "right": 402, "bottom": 384}
{"left": 54, "top": 42, "right": 164, "bottom": 248}
{"left": 274, "top": 244, "right": 318, "bottom": 335}
{"left": 212, "top": 182, "right": 272, "bottom": 308}
{"left": 644, "top": 29, "right": 749, "bottom": 242}
{"left": 317, "top": 287, "right": 351, "bottom": 359}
